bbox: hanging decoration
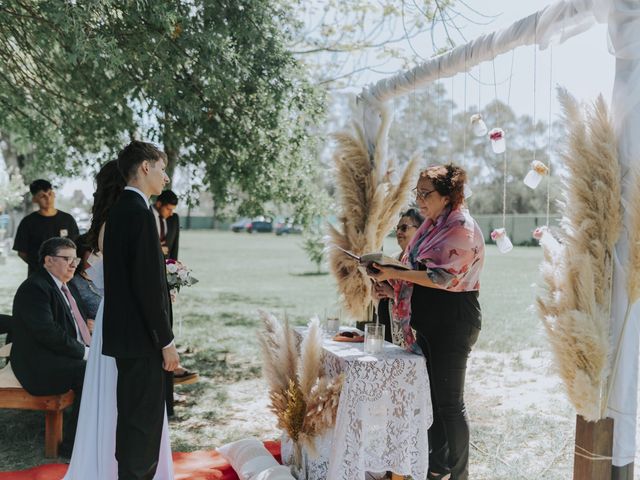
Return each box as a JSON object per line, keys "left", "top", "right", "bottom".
{"left": 469, "top": 113, "right": 487, "bottom": 137}
{"left": 490, "top": 227, "right": 513, "bottom": 253}
{"left": 488, "top": 127, "right": 506, "bottom": 154}
{"left": 524, "top": 160, "right": 550, "bottom": 189}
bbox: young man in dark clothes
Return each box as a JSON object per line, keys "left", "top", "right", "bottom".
{"left": 13, "top": 179, "right": 79, "bottom": 277}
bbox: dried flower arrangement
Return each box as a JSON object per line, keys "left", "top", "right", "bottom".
{"left": 536, "top": 89, "right": 622, "bottom": 421}
{"left": 258, "top": 311, "right": 344, "bottom": 464}
{"left": 327, "top": 104, "right": 419, "bottom": 320}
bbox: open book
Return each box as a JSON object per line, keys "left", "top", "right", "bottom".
{"left": 333, "top": 245, "right": 410, "bottom": 271}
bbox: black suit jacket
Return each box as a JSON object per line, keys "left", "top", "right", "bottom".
{"left": 102, "top": 189, "right": 173, "bottom": 358}
{"left": 10, "top": 268, "right": 86, "bottom": 394}
{"left": 165, "top": 213, "right": 179, "bottom": 261}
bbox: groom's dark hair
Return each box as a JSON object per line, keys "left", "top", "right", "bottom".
{"left": 117, "top": 141, "right": 167, "bottom": 182}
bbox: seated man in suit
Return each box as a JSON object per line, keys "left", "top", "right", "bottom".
{"left": 10, "top": 237, "right": 91, "bottom": 457}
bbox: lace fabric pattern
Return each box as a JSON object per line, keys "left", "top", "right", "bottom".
{"left": 283, "top": 328, "right": 432, "bottom": 480}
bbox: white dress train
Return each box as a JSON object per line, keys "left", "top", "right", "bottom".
{"left": 64, "top": 255, "right": 174, "bottom": 479}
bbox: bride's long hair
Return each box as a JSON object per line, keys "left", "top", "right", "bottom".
{"left": 87, "top": 160, "right": 126, "bottom": 251}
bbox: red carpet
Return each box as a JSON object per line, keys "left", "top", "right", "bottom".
{"left": 0, "top": 441, "right": 282, "bottom": 480}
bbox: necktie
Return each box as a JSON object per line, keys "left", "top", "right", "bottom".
{"left": 160, "top": 217, "right": 166, "bottom": 242}
{"left": 61, "top": 284, "right": 91, "bottom": 346}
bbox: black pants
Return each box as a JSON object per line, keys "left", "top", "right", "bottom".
{"left": 165, "top": 370, "right": 174, "bottom": 416}
{"left": 115, "top": 355, "right": 166, "bottom": 480}
{"left": 411, "top": 287, "right": 481, "bottom": 480}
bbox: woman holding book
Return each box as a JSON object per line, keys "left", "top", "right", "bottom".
{"left": 368, "top": 163, "right": 484, "bottom": 480}
{"left": 371, "top": 208, "right": 424, "bottom": 345}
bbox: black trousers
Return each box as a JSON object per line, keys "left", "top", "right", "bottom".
{"left": 411, "top": 287, "right": 481, "bottom": 480}
{"left": 115, "top": 355, "right": 166, "bottom": 480}
{"left": 165, "top": 371, "right": 174, "bottom": 416}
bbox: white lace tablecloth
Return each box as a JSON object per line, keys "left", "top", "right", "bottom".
{"left": 282, "top": 328, "right": 432, "bottom": 480}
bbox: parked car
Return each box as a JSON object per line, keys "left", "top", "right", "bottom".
{"left": 275, "top": 222, "right": 303, "bottom": 235}
{"left": 246, "top": 217, "right": 273, "bottom": 233}
{"left": 231, "top": 218, "right": 250, "bottom": 232}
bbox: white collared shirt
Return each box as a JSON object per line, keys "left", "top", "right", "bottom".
{"left": 47, "top": 271, "right": 89, "bottom": 360}
{"left": 124, "top": 186, "right": 150, "bottom": 207}
{"left": 150, "top": 204, "right": 167, "bottom": 240}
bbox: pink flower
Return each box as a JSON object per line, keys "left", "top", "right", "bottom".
{"left": 489, "top": 128, "right": 504, "bottom": 141}
{"left": 533, "top": 226, "right": 546, "bottom": 241}
{"left": 490, "top": 228, "right": 506, "bottom": 241}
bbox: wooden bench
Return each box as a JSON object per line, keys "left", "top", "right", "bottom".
{"left": 0, "top": 386, "right": 75, "bottom": 458}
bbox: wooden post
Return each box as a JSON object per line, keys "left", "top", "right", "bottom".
{"left": 573, "top": 415, "right": 613, "bottom": 480}
{"left": 611, "top": 464, "right": 634, "bottom": 480}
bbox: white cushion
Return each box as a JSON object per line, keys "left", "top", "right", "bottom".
{"left": 216, "top": 437, "right": 279, "bottom": 480}
{"left": 253, "top": 465, "right": 295, "bottom": 480}
{"left": 0, "top": 362, "right": 22, "bottom": 388}
{"left": 0, "top": 343, "right": 10, "bottom": 358}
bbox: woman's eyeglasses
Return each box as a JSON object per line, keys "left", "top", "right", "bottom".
{"left": 413, "top": 188, "right": 436, "bottom": 200}
{"left": 395, "top": 224, "right": 418, "bottom": 233}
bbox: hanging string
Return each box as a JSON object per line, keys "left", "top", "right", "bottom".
{"left": 436, "top": 61, "right": 442, "bottom": 155}
{"left": 463, "top": 52, "right": 468, "bottom": 168}
{"left": 450, "top": 75, "right": 455, "bottom": 160}
{"left": 491, "top": 58, "right": 507, "bottom": 229}
{"left": 532, "top": 35, "right": 538, "bottom": 163}
{"left": 412, "top": 69, "right": 418, "bottom": 159}
{"left": 478, "top": 64, "right": 482, "bottom": 114}
{"left": 546, "top": 45, "right": 554, "bottom": 226}
{"left": 492, "top": 52, "right": 516, "bottom": 231}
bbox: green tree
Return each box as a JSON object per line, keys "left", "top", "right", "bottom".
{"left": 301, "top": 225, "right": 326, "bottom": 274}
{"left": 0, "top": 1, "right": 325, "bottom": 221}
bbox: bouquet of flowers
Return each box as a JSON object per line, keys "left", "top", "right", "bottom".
{"left": 165, "top": 259, "right": 199, "bottom": 293}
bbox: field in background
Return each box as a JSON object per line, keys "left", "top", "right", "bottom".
{"left": 0, "top": 231, "right": 578, "bottom": 478}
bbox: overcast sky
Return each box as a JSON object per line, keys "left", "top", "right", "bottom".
{"left": 356, "top": 0, "right": 614, "bottom": 118}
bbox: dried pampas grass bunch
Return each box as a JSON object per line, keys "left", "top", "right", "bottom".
{"left": 327, "top": 103, "right": 419, "bottom": 320}
{"left": 626, "top": 162, "right": 640, "bottom": 305}
{"left": 258, "top": 311, "right": 344, "bottom": 461}
{"left": 536, "top": 89, "right": 622, "bottom": 421}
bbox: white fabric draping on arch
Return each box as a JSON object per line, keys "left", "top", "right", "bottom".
{"left": 604, "top": 0, "right": 640, "bottom": 467}
{"left": 357, "top": 0, "right": 640, "bottom": 467}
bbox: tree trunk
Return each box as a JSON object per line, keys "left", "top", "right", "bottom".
{"left": 164, "top": 144, "right": 179, "bottom": 189}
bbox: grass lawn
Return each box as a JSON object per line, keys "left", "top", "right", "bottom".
{"left": 0, "top": 230, "right": 570, "bottom": 477}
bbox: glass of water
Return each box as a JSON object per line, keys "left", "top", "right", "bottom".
{"left": 364, "top": 323, "right": 385, "bottom": 354}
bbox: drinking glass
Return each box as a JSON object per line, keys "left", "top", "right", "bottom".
{"left": 364, "top": 323, "right": 385, "bottom": 354}
{"left": 326, "top": 317, "right": 340, "bottom": 336}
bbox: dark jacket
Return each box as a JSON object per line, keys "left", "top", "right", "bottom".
{"left": 102, "top": 189, "right": 173, "bottom": 358}
{"left": 10, "top": 268, "right": 86, "bottom": 394}
{"left": 165, "top": 213, "right": 180, "bottom": 261}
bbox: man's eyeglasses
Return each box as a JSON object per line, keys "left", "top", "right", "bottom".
{"left": 395, "top": 224, "right": 418, "bottom": 233}
{"left": 52, "top": 255, "right": 81, "bottom": 267}
{"left": 413, "top": 188, "right": 436, "bottom": 200}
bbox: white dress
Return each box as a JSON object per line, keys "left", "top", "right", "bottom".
{"left": 64, "top": 254, "right": 174, "bottom": 479}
